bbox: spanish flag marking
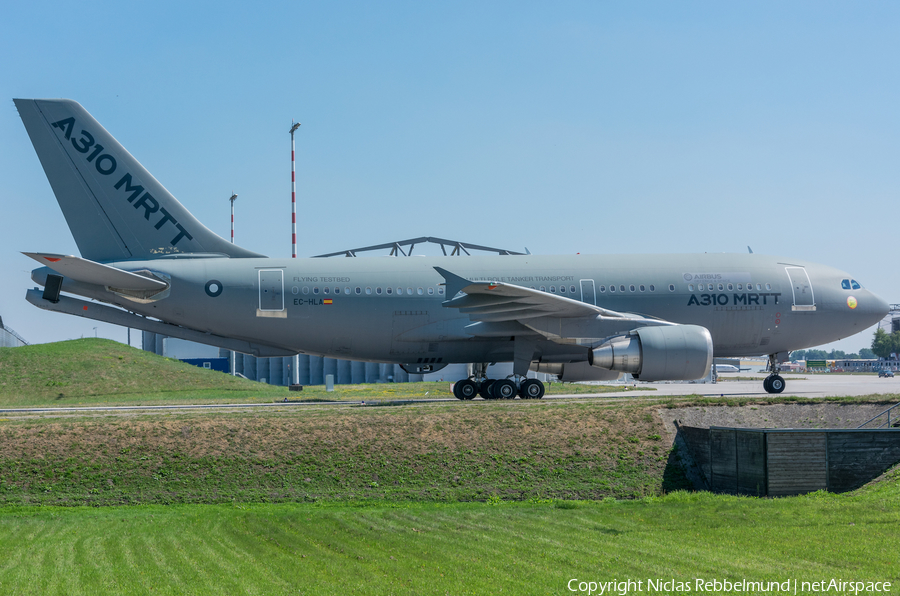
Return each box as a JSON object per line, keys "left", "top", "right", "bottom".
{"left": 324, "top": 299, "right": 333, "bottom": 305}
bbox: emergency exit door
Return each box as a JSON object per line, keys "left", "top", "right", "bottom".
{"left": 258, "top": 269, "right": 284, "bottom": 312}
{"left": 785, "top": 267, "right": 815, "bottom": 311}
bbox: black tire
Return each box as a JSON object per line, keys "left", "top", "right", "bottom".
{"left": 454, "top": 379, "right": 478, "bottom": 400}
{"left": 762, "top": 376, "right": 772, "bottom": 393}
{"left": 519, "top": 379, "right": 545, "bottom": 399}
{"left": 492, "top": 379, "right": 518, "bottom": 400}
{"left": 769, "top": 375, "right": 785, "bottom": 394}
{"left": 479, "top": 379, "right": 495, "bottom": 399}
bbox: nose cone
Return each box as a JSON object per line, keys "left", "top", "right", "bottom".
{"left": 861, "top": 291, "right": 891, "bottom": 325}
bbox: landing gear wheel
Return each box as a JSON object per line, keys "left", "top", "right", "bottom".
{"left": 762, "top": 376, "right": 772, "bottom": 393}
{"left": 479, "top": 379, "right": 495, "bottom": 400}
{"left": 492, "top": 379, "right": 518, "bottom": 400}
{"left": 768, "top": 374, "right": 785, "bottom": 394}
{"left": 519, "top": 379, "right": 545, "bottom": 400}
{"left": 453, "top": 379, "right": 478, "bottom": 400}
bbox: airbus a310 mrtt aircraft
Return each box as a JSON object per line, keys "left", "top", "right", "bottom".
{"left": 15, "top": 99, "right": 889, "bottom": 399}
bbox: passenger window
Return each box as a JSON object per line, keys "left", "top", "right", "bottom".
{"left": 640, "top": 285, "right": 645, "bottom": 292}
{"left": 737, "top": 284, "right": 743, "bottom": 291}
{"left": 335, "top": 287, "right": 340, "bottom": 295}
{"left": 560, "top": 286, "right": 566, "bottom": 294}
{"left": 629, "top": 285, "right": 635, "bottom": 292}
{"left": 620, "top": 285, "right": 625, "bottom": 292}
{"left": 766, "top": 283, "right": 771, "bottom": 290}
{"left": 417, "top": 288, "right": 424, "bottom": 295}
{"left": 851, "top": 280, "right": 861, "bottom": 290}
{"left": 427, "top": 287, "right": 434, "bottom": 295}
{"left": 313, "top": 287, "right": 319, "bottom": 294}
{"left": 718, "top": 283, "right": 724, "bottom": 291}
{"left": 727, "top": 283, "right": 733, "bottom": 291}
{"left": 688, "top": 284, "right": 694, "bottom": 291}
{"left": 756, "top": 283, "right": 762, "bottom": 291}
{"left": 397, "top": 288, "right": 402, "bottom": 295}
{"left": 303, "top": 286, "right": 309, "bottom": 295}
{"left": 438, "top": 288, "right": 444, "bottom": 295}
{"left": 550, "top": 286, "right": 556, "bottom": 293}
{"left": 366, "top": 287, "right": 372, "bottom": 295}
{"left": 599, "top": 285, "right": 606, "bottom": 293}
{"left": 668, "top": 284, "right": 675, "bottom": 292}
{"left": 540, "top": 286, "right": 546, "bottom": 292}
{"left": 649, "top": 285, "right": 655, "bottom": 292}
{"left": 698, "top": 284, "right": 704, "bottom": 291}
{"left": 841, "top": 280, "right": 851, "bottom": 290}
{"left": 323, "top": 287, "right": 329, "bottom": 294}
{"left": 610, "top": 285, "right": 616, "bottom": 293}
{"left": 345, "top": 287, "right": 351, "bottom": 295}
{"left": 355, "top": 287, "right": 361, "bottom": 294}
{"left": 570, "top": 285, "right": 576, "bottom": 293}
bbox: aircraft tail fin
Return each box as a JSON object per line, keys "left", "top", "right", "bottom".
{"left": 15, "top": 99, "right": 264, "bottom": 262}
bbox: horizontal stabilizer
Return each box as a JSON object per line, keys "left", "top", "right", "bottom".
{"left": 23, "top": 252, "right": 167, "bottom": 291}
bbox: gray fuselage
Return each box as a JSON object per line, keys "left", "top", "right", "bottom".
{"left": 44, "top": 252, "right": 888, "bottom": 366}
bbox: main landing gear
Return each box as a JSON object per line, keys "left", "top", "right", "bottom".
{"left": 763, "top": 353, "right": 786, "bottom": 394}
{"left": 452, "top": 363, "right": 545, "bottom": 400}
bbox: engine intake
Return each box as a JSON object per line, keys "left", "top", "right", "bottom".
{"left": 588, "top": 325, "right": 713, "bottom": 381}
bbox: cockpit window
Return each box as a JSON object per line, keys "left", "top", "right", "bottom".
{"left": 851, "top": 280, "right": 861, "bottom": 290}
{"left": 841, "top": 279, "right": 851, "bottom": 290}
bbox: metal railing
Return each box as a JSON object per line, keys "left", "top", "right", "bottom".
{"left": 856, "top": 403, "right": 900, "bottom": 429}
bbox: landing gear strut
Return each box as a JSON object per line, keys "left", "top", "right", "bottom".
{"left": 763, "top": 354, "right": 786, "bottom": 394}
{"left": 452, "top": 363, "right": 545, "bottom": 400}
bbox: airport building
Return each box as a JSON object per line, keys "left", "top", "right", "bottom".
{"left": 0, "top": 316, "right": 28, "bottom": 348}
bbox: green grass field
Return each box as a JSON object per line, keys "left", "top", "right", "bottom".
{"left": 2, "top": 340, "right": 899, "bottom": 594}
{"left": 0, "top": 339, "right": 630, "bottom": 407}
{"left": 1, "top": 482, "right": 898, "bottom": 595}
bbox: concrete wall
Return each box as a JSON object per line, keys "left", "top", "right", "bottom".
{"left": 680, "top": 426, "right": 900, "bottom": 496}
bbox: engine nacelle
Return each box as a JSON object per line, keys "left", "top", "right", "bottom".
{"left": 531, "top": 361, "right": 622, "bottom": 382}
{"left": 587, "top": 325, "right": 713, "bottom": 381}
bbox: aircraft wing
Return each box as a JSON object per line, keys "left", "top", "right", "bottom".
{"left": 436, "top": 267, "right": 626, "bottom": 321}
{"left": 435, "top": 267, "right": 671, "bottom": 341}
{"left": 23, "top": 252, "right": 168, "bottom": 291}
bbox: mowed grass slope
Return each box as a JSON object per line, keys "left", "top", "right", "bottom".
{"left": 1, "top": 481, "right": 898, "bottom": 596}
{"left": 0, "top": 402, "right": 686, "bottom": 505}
{"left": 0, "top": 338, "right": 286, "bottom": 405}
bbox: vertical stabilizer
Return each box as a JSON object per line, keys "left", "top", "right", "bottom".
{"left": 15, "top": 99, "right": 264, "bottom": 261}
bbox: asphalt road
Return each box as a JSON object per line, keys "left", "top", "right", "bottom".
{"left": 599, "top": 372, "right": 900, "bottom": 399}
{"left": 0, "top": 373, "right": 896, "bottom": 417}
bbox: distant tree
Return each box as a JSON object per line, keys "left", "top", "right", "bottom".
{"left": 859, "top": 348, "right": 876, "bottom": 359}
{"left": 791, "top": 350, "right": 806, "bottom": 361}
{"left": 803, "top": 349, "right": 829, "bottom": 360}
{"left": 871, "top": 328, "right": 897, "bottom": 359}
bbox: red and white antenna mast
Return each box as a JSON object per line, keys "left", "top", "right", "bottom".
{"left": 228, "top": 193, "right": 237, "bottom": 243}
{"left": 289, "top": 121, "right": 301, "bottom": 258}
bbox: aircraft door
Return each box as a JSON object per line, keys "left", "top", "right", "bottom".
{"left": 258, "top": 269, "right": 285, "bottom": 313}
{"left": 580, "top": 279, "right": 596, "bottom": 305}
{"left": 785, "top": 267, "right": 815, "bottom": 311}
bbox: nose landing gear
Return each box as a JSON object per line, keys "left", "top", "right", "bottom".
{"left": 763, "top": 353, "right": 787, "bottom": 394}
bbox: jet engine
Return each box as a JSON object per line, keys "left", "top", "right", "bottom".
{"left": 587, "top": 325, "right": 713, "bottom": 381}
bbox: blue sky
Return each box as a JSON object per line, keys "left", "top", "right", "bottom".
{"left": 2, "top": 1, "right": 897, "bottom": 353}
